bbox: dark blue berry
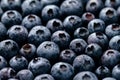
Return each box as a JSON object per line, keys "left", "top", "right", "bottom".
{"left": 9, "top": 55, "right": 28, "bottom": 71}
{"left": 28, "top": 26, "right": 51, "bottom": 47}
{"left": 37, "top": 41, "right": 60, "bottom": 61}
{"left": 28, "top": 57, "right": 51, "bottom": 76}
{"left": 73, "top": 54, "right": 95, "bottom": 73}
{"left": 1, "top": 10, "right": 22, "bottom": 28}
{"left": 22, "top": 14, "right": 42, "bottom": 30}
{"left": 16, "top": 69, "right": 34, "bottom": 80}
{"left": 51, "top": 62, "right": 74, "bottom": 80}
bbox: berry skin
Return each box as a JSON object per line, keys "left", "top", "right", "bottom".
{"left": 0, "top": 22, "right": 7, "bottom": 41}
{"left": 105, "top": 0, "right": 120, "bottom": 9}
{"left": 85, "top": 43, "right": 103, "bottom": 59}
{"left": 0, "top": 0, "right": 21, "bottom": 12}
{"left": 73, "top": 71, "right": 98, "bottom": 80}
{"left": 46, "top": 19, "right": 63, "bottom": 33}
{"left": 87, "top": 19, "right": 106, "bottom": 33}
{"left": 109, "top": 35, "right": 120, "bottom": 51}
{"left": 74, "top": 27, "right": 89, "bottom": 39}
{"left": 22, "top": 0, "right": 43, "bottom": 16}
{"left": 51, "top": 62, "right": 74, "bottom": 80}
{"left": 51, "top": 30, "right": 71, "bottom": 49}
{"left": 102, "top": 77, "right": 116, "bottom": 80}
{"left": 8, "top": 78, "right": 18, "bottom": 80}
{"left": 0, "top": 7, "right": 3, "bottom": 18}
{"left": 9, "top": 55, "right": 28, "bottom": 71}
{"left": 69, "top": 39, "right": 87, "bottom": 54}
{"left": 34, "top": 74, "right": 55, "bottom": 80}
{"left": 105, "top": 23, "right": 120, "bottom": 39}
{"left": 60, "top": 0, "right": 83, "bottom": 16}
{"left": 7, "top": 25, "right": 28, "bottom": 45}
{"left": 73, "top": 54, "right": 95, "bottom": 73}
{"left": 112, "top": 64, "right": 120, "bottom": 80}
{"left": 82, "top": 12, "right": 95, "bottom": 26}
{"left": 0, "top": 39, "right": 19, "bottom": 60}
{"left": 22, "top": 14, "right": 42, "bottom": 30}
{"left": 87, "top": 32, "right": 109, "bottom": 49}
{"left": 60, "top": 49, "right": 76, "bottom": 64}
{"left": 1, "top": 10, "right": 22, "bottom": 28}
{"left": 28, "top": 26, "right": 51, "bottom": 47}
{"left": 86, "top": 0, "right": 104, "bottom": 15}
{"left": 95, "top": 66, "right": 111, "bottom": 79}
{"left": 63, "top": 15, "right": 82, "bottom": 34}
{"left": 0, "top": 67, "right": 16, "bottom": 80}
{"left": 0, "top": 56, "right": 7, "bottom": 70}
{"left": 37, "top": 41, "right": 60, "bottom": 62}
{"left": 28, "top": 57, "right": 51, "bottom": 76}
{"left": 41, "top": 5, "right": 61, "bottom": 22}
{"left": 101, "top": 49, "right": 120, "bottom": 69}
{"left": 41, "top": 0, "right": 60, "bottom": 6}
{"left": 19, "top": 43, "right": 36, "bottom": 60}
{"left": 16, "top": 69, "right": 34, "bottom": 80}
{"left": 99, "top": 7, "right": 118, "bottom": 25}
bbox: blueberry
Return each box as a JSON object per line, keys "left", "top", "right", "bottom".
{"left": 9, "top": 55, "right": 28, "bottom": 71}
{"left": 95, "top": 66, "right": 111, "bottom": 79}
{"left": 112, "top": 64, "right": 120, "bottom": 80}
{"left": 1, "top": 10, "right": 22, "bottom": 28}
{"left": 0, "top": 0, "right": 21, "bottom": 12}
{"left": 22, "top": 0, "right": 43, "bottom": 16}
{"left": 16, "top": 69, "right": 34, "bottom": 80}
{"left": 28, "top": 57, "right": 51, "bottom": 76}
{"left": 0, "top": 56, "right": 7, "bottom": 70}
{"left": 82, "top": 12, "right": 95, "bottom": 26}
{"left": 87, "top": 32, "right": 109, "bottom": 49}
{"left": 102, "top": 77, "right": 116, "bottom": 80}
{"left": 87, "top": 19, "right": 106, "bottom": 33}
{"left": 19, "top": 43, "right": 36, "bottom": 60}
{"left": 0, "top": 22, "right": 7, "bottom": 41}
{"left": 41, "top": 0, "right": 60, "bottom": 6}
{"left": 85, "top": 43, "right": 103, "bottom": 59}
{"left": 41, "top": 5, "right": 61, "bottom": 22}
{"left": 22, "top": 14, "right": 42, "bottom": 30}
{"left": 28, "top": 26, "right": 51, "bottom": 47}
{"left": 69, "top": 39, "right": 87, "bottom": 54}
{"left": 59, "top": 49, "right": 76, "bottom": 64}
{"left": 63, "top": 15, "right": 82, "bottom": 34}
{"left": 60, "top": 0, "right": 83, "bottom": 16}
{"left": 74, "top": 27, "right": 89, "bottom": 39}
{"left": 46, "top": 19, "right": 63, "bottom": 33}
{"left": 51, "top": 30, "right": 71, "bottom": 49}
{"left": 73, "top": 54, "right": 95, "bottom": 73}
{"left": 105, "top": 23, "right": 120, "bottom": 39}
{"left": 51, "top": 62, "right": 74, "bottom": 80}
{"left": 99, "top": 7, "right": 118, "bottom": 25}
{"left": 7, "top": 25, "right": 28, "bottom": 45}
{"left": 109, "top": 35, "right": 120, "bottom": 51}
{"left": 34, "top": 74, "right": 55, "bottom": 80}
{"left": 73, "top": 71, "right": 98, "bottom": 80}
{"left": 86, "top": 0, "right": 104, "bottom": 15}
{"left": 37, "top": 41, "right": 60, "bottom": 62}
{"left": 101, "top": 49, "right": 120, "bottom": 69}
{"left": 105, "top": 0, "right": 120, "bottom": 9}
{"left": 0, "top": 39, "right": 19, "bottom": 60}
{"left": 0, "top": 67, "right": 16, "bottom": 80}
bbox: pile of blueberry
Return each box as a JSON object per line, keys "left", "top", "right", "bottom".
{"left": 1, "top": 0, "right": 120, "bottom": 80}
